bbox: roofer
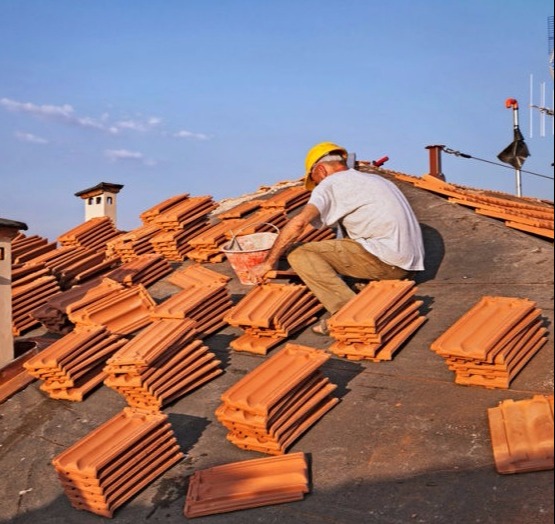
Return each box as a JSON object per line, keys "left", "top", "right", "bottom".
{"left": 251, "top": 141, "right": 425, "bottom": 335}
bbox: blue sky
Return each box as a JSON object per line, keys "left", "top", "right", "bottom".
{"left": 1, "top": 0, "right": 553, "bottom": 241}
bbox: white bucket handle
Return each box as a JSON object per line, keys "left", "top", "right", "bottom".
{"left": 228, "top": 222, "right": 280, "bottom": 251}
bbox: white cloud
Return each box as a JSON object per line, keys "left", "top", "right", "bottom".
{"left": 14, "top": 131, "right": 48, "bottom": 144}
{"left": 1, "top": 97, "right": 109, "bottom": 132}
{"left": 173, "top": 129, "right": 210, "bottom": 140}
{"left": 112, "top": 116, "right": 163, "bottom": 133}
{"left": 104, "top": 148, "right": 157, "bottom": 166}
{"left": 2, "top": 97, "right": 209, "bottom": 145}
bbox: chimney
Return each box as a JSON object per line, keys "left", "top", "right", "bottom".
{"left": 425, "top": 145, "right": 446, "bottom": 180}
{"left": 0, "top": 218, "right": 28, "bottom": 366}
{"left": 74, "top": 182, "right": 124, "bottom": 226}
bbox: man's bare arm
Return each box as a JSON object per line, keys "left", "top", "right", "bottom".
{"left": 250, "top": 203, "right": 320, "bottom": 280}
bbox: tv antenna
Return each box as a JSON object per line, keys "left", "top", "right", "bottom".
{"left": 529, "top": 16, "right": 554, "bottom": 138}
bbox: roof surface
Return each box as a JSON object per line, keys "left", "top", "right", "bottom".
{"left": 1, "top": 170, "right": 553, "bottom": 523}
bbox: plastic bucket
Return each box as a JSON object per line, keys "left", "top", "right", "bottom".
{"left": 221, "top": 226, "right": 278, "bottom": 285}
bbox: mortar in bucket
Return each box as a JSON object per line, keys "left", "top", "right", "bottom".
{"left": 221, "top": 223, "right": 279, "bottom": 285}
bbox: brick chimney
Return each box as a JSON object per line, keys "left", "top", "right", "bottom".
{"left": 0, "top": 218, "right": 28, "bottom": 366}
{"left": 74, "top": 182, "right": 124, "bottom": 225}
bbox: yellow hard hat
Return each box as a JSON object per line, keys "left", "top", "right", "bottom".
{"left": 303, "top": 141, "right": 348, "bottom": 190}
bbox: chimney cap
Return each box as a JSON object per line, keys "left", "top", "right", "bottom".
{"left": 75, "top": 182, "right": 124, "bottom": 197}
{"left": 0, "top": 218, "right": 28, "bottom": 231}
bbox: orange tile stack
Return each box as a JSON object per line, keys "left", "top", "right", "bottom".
{"left": 103, "top": 253, "right": 173, "bottom": 288}
{"left": 150, "top": 223, "right": 210, "bottom": 261}
{"left": 23, "top": 327, "right": 127, "bottom": 401}
{"left": 488, "top": 395, "right": 554, "bottom": 474}
{"left": 139, "top": 193, "right": 191, "bottom": 223}
{"left": 184, "top": 452, "right": 310, "bottom": 518}
{"left": 431, "top": 296, "right": 548, "bottom": 389}
{"left": 167, "top": 263, "right": 231, "bottom": 289}
{"left": 150, "top": 195, "right": 217, "bottom": 230}
{"left": 187, "top": 218, "right": 244, "bottom": 263}
{"left": 222, "top": 208, "right": 288, "bottom": 240}
{"left": 138, "top": 193, "right": 217, "bottom": 262}
{"left": 160, "top": 263, "right": 232, "bottom": 336}
{"left": 215, "top": 199, "right": 264, "bottom": 219}
{"left": 52, "top": 407, "right": 184, "bottom": 518}
{"left": 394, "top": 173, "right": 554, "bottom": 240}
{"left": 12, "top": 268, "right": 61, "bottom": 335}
{"left": 152, "top": 284, "right": 233, "bottom": 337}
{"left": 67, "top": 284, "right": 157, "bottom": 336}
{"left": 105, "top": 224, "right": 161, "bottom": 262}
{"left": 31, "top": 279, "right": 124, "bottom": 334}
{"left": 224, "top": 283, "right": 324, "bottom": 355}
{"left": 57, "top": 216, "right": 121, "bottom": 252}
{"left": 259, "top": 185, "right": 310, "bottom": 212}
{"left": 11, "top": 233, "right": 56, "bottom": 264}
{"left": 104, "top": 318, "right": 223, "bottom": 411}
{"left": 327, "top": 280, "right": 426, "bottom": 361}
{"left": 216, "top": 343, "right": 339, "bottom": 455}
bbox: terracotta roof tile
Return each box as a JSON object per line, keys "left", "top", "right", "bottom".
{"left": 327, "top": 280, "right": 426, "bottom": 361}
{"left": 184, "top": 452, "right": 309, "bottom": 518}
{"left": 431, "top": 296, "right": 547, "bottom": 388}
{"left": 67, "top": 284, "right": 157, "bottom": 336}
{"left": 217, "top": 343, "right": 338, "bottom": 454}
{"left": 224, "top": 283, "right": 323, "bottom": 354}
{"left": 23, "top": 327, "right": 127, "bottom": 401}
{"left": 52, "top": 407, "right": 184, "bottom": 517}
{"left": 488, "top": 395, "right": 554, "bottom": 474}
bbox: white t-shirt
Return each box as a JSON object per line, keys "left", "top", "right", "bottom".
{"left": 308, "top": 169, "right": 425, "bottom": 271}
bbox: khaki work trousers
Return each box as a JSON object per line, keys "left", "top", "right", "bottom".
{"left": 287, "top": 238, "right": 409, "bottom": 315}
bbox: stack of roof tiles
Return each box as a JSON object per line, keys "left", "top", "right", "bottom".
{"left": 221, "top": 208, "right": 288, "bottom": 239}
{"left": 31, "top": 278, "right": 124, "bottom": 334}
{"left": 23, "top": 327, "right": 127, "bottom": 401}
{"left": 393, "top": 172, "right": 554, "bottom": 240}
{"left": 152, "top": 266, "right": 233, "bottom": 337}
{"left": 57, "top": 216, "right": 121, "bottom": 253}
{"left": 259, "top": 185, "right": 311, "bottom": 212}
{"left": 123, "top": 192, "right": 217, "bottom": 262}
{"left": 67, "top": 283, "right": 157, "bottom": 336}
{"left": 188, "top": 187, "right": 310, "bottom": 264}
{"left": 216, "top": 343, "right": 339, "bottom": 455}
{"left": 52, "top": 407, "right": 184, "bottom": 518}
{"left": 224, "top": 283, "right": 324, "bottom": 354}
{"left": 11, "top": 233, "right": 56, "bottom": 264}
{"left": 430, "top": 296, "right": 547, "bottom": 389}
{"left": 30, "top": 253, "right": 172, "bottom": 333}
{"left": 105, "top": 224, "right": 162, "bottom": 262}
{"left": 166, "top": 262, "right": 231, "bottom": 289}
{"left": 215, "top": 199, "right": 266, "bottom": 219}
{"left": 103, "top": 253, "right": 173, "bottom": 288}
{"left": 487, "top": 394, "right": 554, "bottom": 474}
{"left": 327, "top": 280, "right": 426, "bottom": 361}
{"left": 11, "top": 263, "right": 61, "bottom": 335}
{"left": 186, "top": 218, "right": 244, "bottom": 263}
{"left": 103, "top": 318, "right": 222, "bottom": 411}
{"left": 148, "top": 195, "right": 217, "bottom": 261}
{"left": 184, "top": 452, "right": 310, "bottom": 518}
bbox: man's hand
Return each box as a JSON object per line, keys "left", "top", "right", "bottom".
{"left": 249, "top": 261, "right": 274, "bottom": 284}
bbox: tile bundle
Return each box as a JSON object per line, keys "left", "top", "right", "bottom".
{"left": 224, "top": 283, "right": 324, "bottom": 354}
{"left": 328, "top": 279, "right": 426, "bottom": 361}
{"left": 52, "top": 407, "right": 183, "bottom": 518}
{"left": 184, "top": 452, "right": 309, "bottom": 518}
{"left": 431, "top": 296, "right": 547, "bottom": 388}
{"left": 104, "top": 318, "right": 222, "bottom": 411}
{"left": 23, "top": 327, "right": 127, "bottom": 401}
{"left": 153, "top": 263, "right": 233, "bottom": 337}
{"left": 488, "top": 395, "right": 554, "bottom": 474}
{"left": 216, "top": 343, "right": 339, "bottom": 455}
